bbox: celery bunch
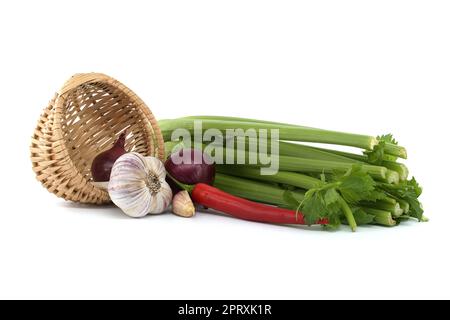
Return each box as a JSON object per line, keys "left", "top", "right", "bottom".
{"left": 160, "top": 116, "right": 424, "bottom": 231}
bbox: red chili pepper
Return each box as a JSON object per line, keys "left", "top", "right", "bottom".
{"left": 191, "top": 183, "right": 328, "bottom": 225}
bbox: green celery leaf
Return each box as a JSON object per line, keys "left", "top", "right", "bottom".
{"left": 337, "top": 165, "right": 376, "bottom": 203}
{"left": 365, "top": 142, "right": 385, "bottom": 165}
{"left": 301, "top": 189, "right": 328, "bottom": 225}
{"left": 352, "top": 207, "right": 375, "bottom": 225}
{"left": 379, "top": 134, "right": 398, "bottom": 145}
{"left": 407, "top": 198, "right": 424, "bottom": 220}
{"left": 301, "top": 188, "right": 344, "bottom": 227}
{"left": 378, "top": 178, "right": 422, "bottom": 200}
{"left": 409, "top": 177, "right": 423, "bottom": 197}
{"left": 324, "top": 188, "right": 342, "bottom": 214}
{"left": 378, "top": 177, "right": 424, "bottom": 220}
{"left": 364, "top": 134, "right": 398, "bottom": 165}
{"left": 364, "top": 188, "right": 391, "bottom": 202}
{"left": 300, "top": 166, "right": 383, "bottom": 228}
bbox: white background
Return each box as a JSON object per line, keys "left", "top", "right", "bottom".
{"left": 0, "top": 0, "right": 449, "bottom": 299}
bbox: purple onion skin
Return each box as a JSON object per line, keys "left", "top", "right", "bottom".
{"left": 91, "top": 132, "right": 127, "bottom": 182}
{"left": 165, "top": 148, "right": 216, "bottom": 192}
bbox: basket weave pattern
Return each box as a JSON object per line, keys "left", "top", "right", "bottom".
{"left": 31, "top": 73, "right": 165, "bottom": 204}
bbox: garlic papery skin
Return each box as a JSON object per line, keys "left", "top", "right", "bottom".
{"left": 108, "top": 152, "right": 173, "bottom": 218}
{"left": 172, "top": 190, "right": 196, "bottom": 218}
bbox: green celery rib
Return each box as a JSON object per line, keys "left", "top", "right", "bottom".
{"left": 198, "top": 136, "right": 362, "bottom": 163}
{"left": 216, "top": 165, "right": 321, "bottom": 190}
{"left": 385, "top": 142, "right": 407, "bottom": 159}
{"left": 159, "top": 118, "right": 378, "bottom": 150}
{"left": 308, "top": 147, "right": 369, "bottom": 162}
{"left": 189, "top": 131, "right": 396, "bottom": 166}
{"left": 362, "top": 201, "right": 403, "bottom": 217}
{"left": 213, "top": 173, "right": 305, "bottom": 207}
{"left": 382, "top": 161, "right": 409, "bottom": 181}
{"left": 363, "top": 208, "right": 397, "bottom": 226}
{"left": 381, "top": 154, "right": 399, "bottom": 162}
{"left": 179, "top": 116, "right": 407, "bottom": 158}
{"left": 396, "top": 199, "right": 410, "bottom": 214}
{"left": 165, "top": 141, "right": 398, "bottom": 183}
{"left": 207, "top": 137, "right": 405, "bottom": 182}
{"left": 160, "top": 117, "right": 407, "bottom": 158}
{"left": 179, "top": 115, "right": 311, "bottom": 128}
{"left": 385, "top": 170, "right": 400, "bottom": 184}
{"left": 338, "top": 196, "right": 357, "bottom": 232}
{"left": 264, "top": 155, "right": 395, "bottom": 183}
{"left": 279, "top": 142, "right": 360, "bottom": 162}
{"left": 308, "top": 146, "right": 399, "bottom": 163}
{"left": 257, "top": 139, "right": 361, "bottom": 163}
{"left": 204, "top": 143, "right": 390, "bottom": 181}
{"left": 379, "top": 196, "right": 397, "bottom": 205}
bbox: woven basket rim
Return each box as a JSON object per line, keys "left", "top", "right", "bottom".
{"left": 55, "top": 73, "right": 165, "bottom": 160}
{"left": 31, "top": 73, "right": 166, "bottom": 204}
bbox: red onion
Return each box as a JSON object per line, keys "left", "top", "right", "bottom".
{"left": 91, "top": 132, "right": 127, "bottom": 182}
{"left": 165, "top": 148, "right": 215, "bottom": 192}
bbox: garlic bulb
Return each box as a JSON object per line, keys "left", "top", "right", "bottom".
{"left": 108, "top": 152, "right": 173, "bottom": 218}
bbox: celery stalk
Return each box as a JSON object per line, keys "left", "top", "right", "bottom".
{"left": 213, "top": 173, "right": 305, "bottom": 207}
{"left": 159, "top": 117, "right": 407, "bottom": 158}
{"left": 216, "top": 165, "right": 321, "bottom": 190}
{"left": 363, "top": 208, "right": 397, "bottom": 226}
{"left": 307, "top": 147, "right": 369, "bottom": 162}
{"left": 307, "top": 146, "right": 399, "bottom": 163}
{"left": 180, "top": 115, "right": 307, "bottom": 128}
{"left": 164, "top": 140, "right": 396, "bottom": 183}
{"left": 278, "top": 141, "right": 360, "bottom": 163}
{"left": 159, "top": 118, "right": 378, "bottom": 151}
{"left": 242, "top": 138, "right": 362, "bottom": 163}
{"left": 384, "top": 143, "right": 407, "bottom": 159}
{"left": 382, "top": 161, "right": 409, "bottom": 181}
{"left": 211, "top": 143, "right": 390, "bottom": 181}
{"left": 396, "top": 199, "right": 410, "bottom": 214}
{"left": 361, "top": 201, "right": 403, "bottom": 217}
{"left": 337, "top": 196, "right": 357, "bottom": 232}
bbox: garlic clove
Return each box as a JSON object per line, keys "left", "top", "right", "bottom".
{"left": 144, "top": 155, "right": 167, "bottom": 180}
{"left": 172, "top": 190, "right": 196, "bottom": 218}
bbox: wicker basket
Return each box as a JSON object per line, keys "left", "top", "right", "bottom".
{"left": 30, "top": 73, "right": 165, "bottom": 204}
